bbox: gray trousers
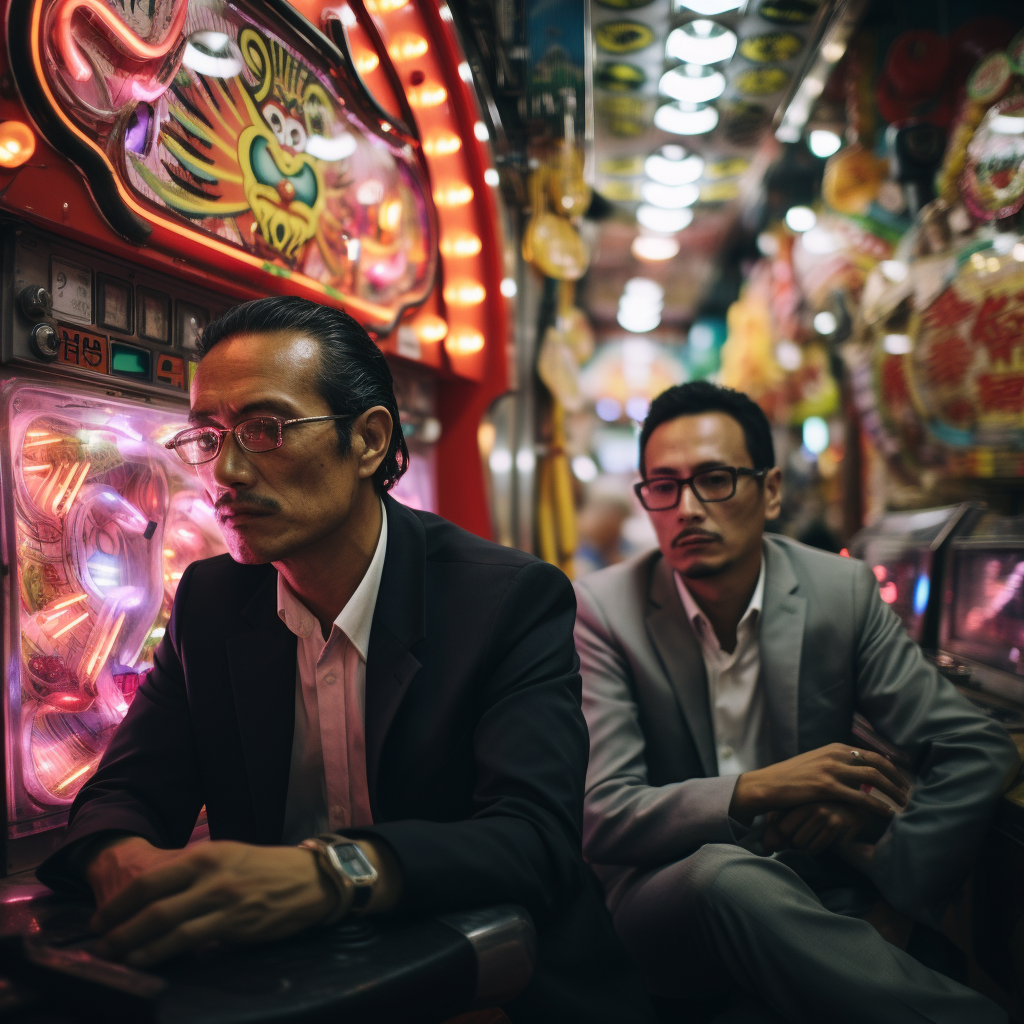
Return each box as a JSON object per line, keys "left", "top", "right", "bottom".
{"left": 612, "top": 844, "right": 1006, "bottom": 1024}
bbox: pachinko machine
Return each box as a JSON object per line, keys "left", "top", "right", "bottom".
{"left": 1, "top": 229, "right": 228, "bottom": 873}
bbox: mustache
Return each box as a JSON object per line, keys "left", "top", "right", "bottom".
{"left": 672, "top": 528, "right": 720, "bottom": 547}
{"left": 215, "top": 493, "right": 282, "bottom": 514}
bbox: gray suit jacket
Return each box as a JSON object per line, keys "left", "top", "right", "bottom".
{"left": 575, "top": 536, "right": 1021, "bottom": 926}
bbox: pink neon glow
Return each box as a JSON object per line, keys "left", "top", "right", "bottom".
{"left": 872, "top": 565, "right": 887, "bottom": 582}
{"left": 53, "top": 0, "right": 189, "bottom": 84}
{"left": 879, "top": 581, "right": 898, "bottom": 604}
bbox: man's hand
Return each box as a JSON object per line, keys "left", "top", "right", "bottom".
{"left": 730, "top": 743, "right": 909, "bottom": 825}
{"left": 86, "top": 836, "right": 186, "bottom": 907}
{"left": 763, "top": 801, "right": 875, "bottom": 855}
{"left": 90, "top": 841, "right": 339, "bottom": 967}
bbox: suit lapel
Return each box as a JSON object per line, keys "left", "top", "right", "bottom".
{"left": 646, "top": 558, "right": 718, "bottom": 777}
{"left": 226, "top": 568, "right": 297, "bottom": 844}
{"left": 759, "top": 540, "right": 805, "bottom": 762}
{"left": 364, "top": 496, "right": 425, "bottom": 812}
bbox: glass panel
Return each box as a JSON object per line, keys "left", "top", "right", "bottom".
{"left": 5, "top": 383, "right": 227, "bottom": 832}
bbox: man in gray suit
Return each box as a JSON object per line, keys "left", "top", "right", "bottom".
{"left": 575, "top": 381, "right": 1020, "bottom": 1023}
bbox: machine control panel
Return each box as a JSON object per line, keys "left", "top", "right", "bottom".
{"left": 5, "top": 230, "right": 231, "bottom": 398}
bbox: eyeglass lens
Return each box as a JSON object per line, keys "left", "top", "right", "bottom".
{"left": 173, "top": 417, "right": 284, "bottom": 465}
{"left": 642, "top": 469, "right": 736, "bottom": 509}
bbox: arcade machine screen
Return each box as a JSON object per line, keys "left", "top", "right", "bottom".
{"left": 850, "top": 504, "right": 972, "bottom": 645}
{"left": 943, "top": 512, "right": 1024, "bottom": 696}
{"left": 4, "top": 382, "right": 225, "bottom": 855}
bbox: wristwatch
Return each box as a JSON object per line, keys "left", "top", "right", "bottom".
{"left": 299, "top": 834, "right": 378, "bottom": 921}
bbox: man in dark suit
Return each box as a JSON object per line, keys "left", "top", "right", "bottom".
{"left": 39, "top": 296, "right": 654, "bottom": 1024}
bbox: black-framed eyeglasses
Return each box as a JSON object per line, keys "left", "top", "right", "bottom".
{"left": 164, "top": 414, "right": 356, "bottom": 466}
{"left": 634, "top": 467, "right": 767, "bottom": 510}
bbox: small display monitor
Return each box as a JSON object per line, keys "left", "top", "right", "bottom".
{"left": 138, "top": 288, "right": 171, "bottom": 343}
{"left": 850, "top": 505, "right": 969, "bottom": 645}
{"left": 947, "top": 551, "right": 1024, "bottom": 671}
{"left": 944, "top": 519, "right": 1024, "bottom": 680}
{"left": 110, "top": 341, "right": 152, "bottom": 380}
{"left": 97, "top": 276, "right": 132, "bottom": 333}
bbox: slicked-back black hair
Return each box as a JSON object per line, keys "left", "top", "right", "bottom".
{"left": 639, "top": 381, "right": 775, "bottom": 477}
{"left": 198, "top": 296, "right": 408, "bottom": 492}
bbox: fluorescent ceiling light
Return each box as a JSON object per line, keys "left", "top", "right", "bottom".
{"left": 618, "top": 307, "right": 661, "bottom": 332}
{"left": 654, "top": 103, "right": 719, "bottom": 135}
{"left": 660, "top": 65, "right": 726, "bottom": 104}
{"left": 645, "top": 151, "right": 704, "bottom": 185}
{"left": 624, "top": 277, "right": 665, "bottom": 301}
{"left": 666, "top": 21, "right": 737, "bottom": 65}
{"left": 637, "top": 205, "right": 694, "bottom": 232}
{"left": 674, "top": 0, "right": 742, "bottom": 13}
{"left": 784, "top": 205, "right": 816, "bottom": 232}
{"left": 641, "top": 181, "right": 699, "bottom": 209}
{"left": 632, "top": 236, "right": 681, "bottom": 260}
{"left": 808, "top": 129, "right": 841, "bottom": 158}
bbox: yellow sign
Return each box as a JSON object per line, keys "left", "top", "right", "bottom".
{"left": 595, "top": 21, "right": 655, "bottom": 53}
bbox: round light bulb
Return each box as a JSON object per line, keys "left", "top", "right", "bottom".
{"left": 665, "top": 21, "right": 737, "bottom": 65}
{"left": 653, "top": 102, "right": 719, "bottom": 136}
{"left": 808, "top": 129, "right": 841, "bottom": 158}
{"left": 784, "top": 205, "right": 816, "bottom": 232}
{"left": 636, "top": 205, "right": 694, "bottom": 232}
{"left": 645, "top": 151, "right": 704, "bottom": 185}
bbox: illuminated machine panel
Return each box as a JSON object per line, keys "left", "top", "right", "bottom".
{"left": 3, "top": 381, "right": 226, "bottom": 838}
{"left": 942, "top": 512, "right": 1024, "bottom": 704}
{"left": 9, "top": 0, "right": 438, "bottom": 333}
{"left": 850, "top": 504, "right": 971, "bottom": 646}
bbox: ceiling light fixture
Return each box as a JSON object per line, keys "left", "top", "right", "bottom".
{"left": 673, "top": 0, "right": 742, "bottom": 13}
{"left": 641, "top": 181, "right": 700, "bottom": 209}
{"left": 632, "top": 236, "right": 680, "bottom": 261}
{"left": 654, "top": 102, "right": 719, "bottom": 135}
{"left": 624, "top": 277, "right": 665, "bottom": 302}
{"left": 636, "top": 205, "right": 694, "bottom": 232}
{"left": 813, "top": 311, "right": 837, "bottom": 335}
{"left": 645, "top": 151, "right": 704, "bottom": 185}
{"left": 666, "top": 20, "right": 737, "bottom": 65}
{"left": 659, "top": 65, "right": 726, "bottom": 104}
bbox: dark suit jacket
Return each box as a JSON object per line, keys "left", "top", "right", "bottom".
{"left": 40, "top": 495, "right": 654, "bottom": 1023}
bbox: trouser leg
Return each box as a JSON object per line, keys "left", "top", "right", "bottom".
{"left": 613, "top": 844, "right": 1006, "bottom": 1024}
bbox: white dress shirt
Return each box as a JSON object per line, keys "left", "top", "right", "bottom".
{"left": 277, "top": 503, "right": 388, "bottom": 844}
{"left": 675, "top": 560, "right": 769, "bottom": 777}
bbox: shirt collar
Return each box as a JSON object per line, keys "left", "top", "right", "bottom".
{"left": 276, "top": 501, "right": 388, "bottom": 661}
{"left": 674, "top": 555, "right": 765, "bottom": 640}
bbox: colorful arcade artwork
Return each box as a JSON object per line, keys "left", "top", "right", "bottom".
{"left": 6, "top": 382, "right": 225, "bottom": 826}
{"left": 14, "top": 0, "right": 437, "bottom": 330}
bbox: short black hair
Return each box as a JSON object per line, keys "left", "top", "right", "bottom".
{"left": 198, "top": 296, "right": 408, "bottom": 492}
{"left": 639, "top": 381, "right": 775, "bottom": 476}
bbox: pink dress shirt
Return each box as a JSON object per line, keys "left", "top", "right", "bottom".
{"left": 277, "top": 505, "right": 387, "bottom": 843}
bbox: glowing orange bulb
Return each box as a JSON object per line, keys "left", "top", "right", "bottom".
{"left": 423, "top": 130, "right": 461, "bottom": 157}
{"left": 433, "top": 181, "right": 473, "bottom": 207}
{"left": 0, "top": 122, "right": 35, "bottom": 168}
{"left": 379, "top": 197, "right": 403, "bottom": 232}
{"left": 443, "top": 280, "right": 486, "bottom": 306}
{"left": 413, "top": 314, "right": 448, "bottom": 344}
{"left": 439, "top": 232, "right": 482, "bottom": 257}
{"left": 388, "top": 32, "right": 428, "bottom": 61}
{"left": 445, "top": 328, "right": 485, "bottom": 355}
{"left": 366, "top": 0, "right": 408, "bottom": 11}
{"left": 354, "top": 49, "right": 380, "bottom": 75}
{"left": 408, "top": 82, "right": 447, "bottom": 108}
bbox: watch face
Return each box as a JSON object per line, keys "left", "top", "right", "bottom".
{"left": 333, "top": 843, "right": 377, "bottom": 884}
